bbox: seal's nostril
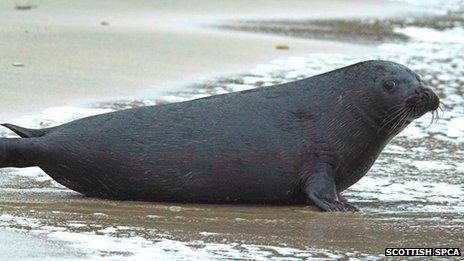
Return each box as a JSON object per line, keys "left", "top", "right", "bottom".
{"left": 424, "top": 90, "right": 430, "bottom": 98}
{"left": 421, "top": 87, "right": 440, "bottom": 111}
{"left": 423, "top": 92, "right": 430, "bottom": 102}
{"left": 431, "top": 94, "right": 440, "bottom": 110}
{"left": 406, "top": 97, "right": 416, "bottom": 107}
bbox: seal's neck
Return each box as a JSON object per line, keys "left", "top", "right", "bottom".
{"left": 342, "top": 88, "right": 390, "bottom": 139}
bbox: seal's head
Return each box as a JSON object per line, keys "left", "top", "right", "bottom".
{"left": 356, "top": 60, "right": 440, "bottom": 134}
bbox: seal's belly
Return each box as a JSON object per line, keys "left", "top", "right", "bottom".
{"left": 40, "top": 136, "right": 303, "bottom": 203}
{"left": 42, "top": 163, "right": 301, "bottom": 203}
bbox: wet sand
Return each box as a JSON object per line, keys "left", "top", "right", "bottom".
{"left": 0, "top": 229, "right": 84, "bottom": 260}
{"left": 0, "top": 0, "right": 413, "bottom": 118}
{"left": 0, "top": 184, "right": 462, "bottom": 258}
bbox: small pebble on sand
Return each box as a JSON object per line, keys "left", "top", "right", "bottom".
{"left": 275, "top": 44, "right": 290, "bottom": 50}
{"left": 100, "top": 21, "right": 110, "bottom": 26}
{"left": 12, "top": 62, "right": 24, "bottom": 67}
{"left": 14, "top": 5, "right": 37, "bottom": 11}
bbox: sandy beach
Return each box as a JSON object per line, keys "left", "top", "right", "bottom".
{"left": 0, "top": 0, "right": 416, "bottom": 118}
{"left": 1, "top": 0, "right": 463, "bottom": 259}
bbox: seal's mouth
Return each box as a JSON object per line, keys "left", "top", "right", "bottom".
{"left": 405, "top": 87, "right": 440, "bottom": 119}
{"left": 380, "top": 87, "right": 441, "bottom": 134}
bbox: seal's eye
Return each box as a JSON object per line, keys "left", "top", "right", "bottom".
{"left": 383, "top": 80, "right": 396, "bottom": 91}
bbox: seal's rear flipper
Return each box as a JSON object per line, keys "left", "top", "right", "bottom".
{"left": 1, "top": 123, "right": 51, "bottom": 138}
{"left": 0, "top": 137, "right": 40, "bottom": 168}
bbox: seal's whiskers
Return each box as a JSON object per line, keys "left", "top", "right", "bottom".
{"left": 389, "top": 107, "right": 412, "bottom": 134}
{"left": 381, "top": 107, "right": 408, "bottom": 133}
{"left": 381, "top": 106, "right": 406, "bottom": 129}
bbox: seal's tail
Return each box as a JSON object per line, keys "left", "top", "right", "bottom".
{"left": 1, "top": 123, "right": 51, "bottom": 138}
{"left": 0, "top": 138, "right": 41, "bottom": 168}
{"left": 1, "top": 124, "right": 47, "bottom": 168}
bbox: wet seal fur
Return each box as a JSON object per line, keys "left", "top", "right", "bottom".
{"left": 0, "top": 60, "right": 440, "bottom": 211}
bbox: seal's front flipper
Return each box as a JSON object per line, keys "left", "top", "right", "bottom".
{"left": 300, "top": 163, "right": 357, "bottom": 212}
{"left": 338, "top": 194, "right": 359, "bottom": 212}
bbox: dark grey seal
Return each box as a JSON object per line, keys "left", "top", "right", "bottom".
{"left": 0, "top": 60, "right": 440, "bottom": 211}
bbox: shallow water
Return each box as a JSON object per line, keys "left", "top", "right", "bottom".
{"left": 1, "top": 0, "right": 463, "bottom": 259}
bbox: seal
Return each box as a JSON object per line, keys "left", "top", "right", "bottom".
{"left": 0, "top": 60, "right": 440, "bottom": 211}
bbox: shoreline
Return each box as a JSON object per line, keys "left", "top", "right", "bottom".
{"left": 0, "top": 0, "right": 417, "bottom": 119}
